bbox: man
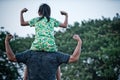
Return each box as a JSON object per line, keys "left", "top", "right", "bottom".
{"left": 5, "top": 34, "right": 82, "bottom": 80}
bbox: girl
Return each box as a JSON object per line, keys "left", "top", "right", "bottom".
{"left": 20, "top": 3, "right": 68, "bottom": 80}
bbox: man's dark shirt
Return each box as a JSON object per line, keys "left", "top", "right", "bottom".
{"left": 16, "top": 50, "right": 70, "bottom": 80}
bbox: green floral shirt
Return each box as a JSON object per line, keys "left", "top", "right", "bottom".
{"left": 28, "top": 17, "right": 60, "bottom": 52}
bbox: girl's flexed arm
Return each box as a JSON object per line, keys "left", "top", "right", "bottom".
{"left": 59, "top": 11, "right": 68, "bottom": 28}
{"left": 20, "top": 8, "right": 29, "bottom": 26}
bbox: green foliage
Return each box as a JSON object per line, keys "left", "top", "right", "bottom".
{"left": 0, "top": 30, "right": 20, "bottom": 80}
{"left": 0, "top": 29, "right": 34, "bottom": 80}
{"left": 0, "top": 51, "right": 19, "bottom": 80}
{"left": 11, "top": 35, "right": 34, "bottom": 53}
{"left": 55, "top": 14, "right": 120, "bottom": 80}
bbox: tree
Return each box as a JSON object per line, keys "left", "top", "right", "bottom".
{"left": 0, "top": 28, "right": 20, "bottom": 80}
{"left": 0, "top": 27, "right": 34, "bottom": 80}
{"left": 55, "top": 14, "right": 120, "bottom": 80}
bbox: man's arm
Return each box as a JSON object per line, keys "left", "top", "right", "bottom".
{"left": 23, "top": 66, "right": 28, "bottom": 80}
{"left": 56, "top": 66, "right": 61, "bottom": 80}
{"left": 69, "top": 35, "right": 82, "bottom": 63}
{"left": 20, "top": 8, "right": 29, "bottom": 26}
{"left": 5, "top": 34, "right": 17, "bottom": 62}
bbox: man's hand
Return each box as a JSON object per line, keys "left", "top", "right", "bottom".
{"left": 73, "top": 34, "right": 82, "bottom": 44}
{"left": 5, "top": 34, "right": 13, "bottom": 42}
{"left": 21, "top": 8, "right": 28, "bottom": 13}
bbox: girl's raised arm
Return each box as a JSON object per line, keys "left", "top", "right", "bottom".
{"left": 20, "top": 8, "right": 29, "bottom": 26}
{"left": 59, "top": 11, "right": 68, "bottom": 28}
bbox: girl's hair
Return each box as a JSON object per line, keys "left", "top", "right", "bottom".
{"left": 38, "top": 3, "right": 51, "bottom": 22}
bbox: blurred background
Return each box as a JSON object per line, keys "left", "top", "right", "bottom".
{"left": 0, "top": 0, "right": 120, "bottom": 80}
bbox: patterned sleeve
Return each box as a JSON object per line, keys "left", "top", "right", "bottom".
{"left": 53, "top": 18, "right": 60, "bottom": 27}
{"left": 28, "top": 17, "right": 39, "bottom": 27}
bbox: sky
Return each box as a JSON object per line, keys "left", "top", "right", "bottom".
{"left": 0, "top": 0, "right": 120, "bottom": 37}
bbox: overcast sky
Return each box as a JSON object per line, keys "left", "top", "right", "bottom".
{"left": 0, "top": 0, "right": 120, "bottom": 37}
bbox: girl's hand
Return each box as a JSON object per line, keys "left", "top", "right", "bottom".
{"left": 21, "top": 8, "right": 28, "bottom": 13}
{"left": 60, "top": 11, "right": 68, "bottom": 16}
{"left": 73, "top": 34, "right": 82, "bottom": 43}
